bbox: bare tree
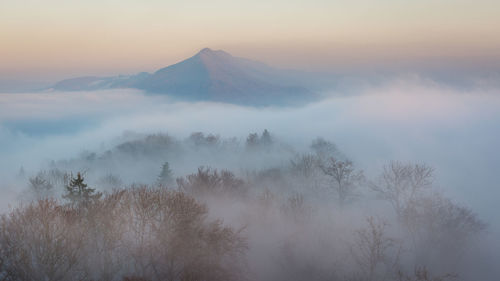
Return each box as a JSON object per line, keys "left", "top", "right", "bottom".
{"left": 84, "top": 190, "right": 129, "bottom": 280}
{"left": 28, "top": 172, "right": 54, "bottom": 199}
{"left": 351, "top": 217, "right": 401, "bottom": 281}
{"left": 26, "top": 169, "right": 72, "bottom": 200}
{"left": 290, "top": 154, "right": 320, "bottom": 179}
{"left": 402, "top": 193, "right": 486, "bottom": 267}
{"left": 0, "top": 200, "right": 87, "bottom": 281}
{"left": 371, "top": 162, "right": 485, "bottom": 269}
{"left": 370, "top": 162, "right": 434, "bottom": 218}
{"left": 122, "top": 187, "right": 247, "bottom": 281}
{"left": 320, "top": 157, "right": 364, "bottom": 204}
{"left": 280, "top": 193, "right": 311, "bottom": 222}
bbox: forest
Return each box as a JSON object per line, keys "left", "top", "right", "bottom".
{"left": 0, "top": 130, "right": 490, "bottom": 281}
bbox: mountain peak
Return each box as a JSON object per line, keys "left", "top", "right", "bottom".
{"left": 197, "top": 48, "right": 231, "bottom": 58}
{"left": 199, "top": 47, "right": 213, "bottom": 53}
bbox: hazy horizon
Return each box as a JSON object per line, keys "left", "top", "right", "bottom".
{"left": 2, "top": 0, "right": 500, "bottom": 81}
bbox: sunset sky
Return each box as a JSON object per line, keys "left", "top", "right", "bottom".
{"left": 1, "top": 0, "right": 500, "bottom": 81}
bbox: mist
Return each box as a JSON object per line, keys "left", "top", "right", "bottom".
{"left": 1, "top": 76, "right": 499, "bottom": 280}
{"left": 2, "top": 78, "right": 499, "bottom": 215}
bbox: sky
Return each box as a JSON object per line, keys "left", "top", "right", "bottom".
{"left": 1, "top": 0, "right": 500, "bottom": 81}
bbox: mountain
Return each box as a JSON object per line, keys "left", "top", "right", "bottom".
{"left": 52, "top": 72, "right": 150, "bottom": 92}
{"left": 52, "top": 48, "right": 316, "bottom": 105}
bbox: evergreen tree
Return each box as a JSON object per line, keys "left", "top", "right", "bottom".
{"left": 17, "top": 166, "right": 26, "bottom": 179}
{"left": 260, "top": 129, "right": 272, "bottom": 146}
{"left": 157, "top": 162, "right": 174, "bottom": 186}
{"left": 63, "top": 172, "right": 101, "bottom": 207}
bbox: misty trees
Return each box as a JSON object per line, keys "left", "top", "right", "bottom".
{"left": 350, "top": 217, "right": 458, "bottom": 281}
{"left": 28, "top": 173, "right": 54, "bottom": 199}
{"left": 246, "top": 133, "right": 259, "bottom": 148}
{"left": 288, "top": 154, "right": 323, "bottom": 191}
{"left": 83, "top": 190, "right": 129, "bottom": 280}
{"left": 369, "top": 162, "right": 484, "bottom": 247}
{"left": 320, "top": 157, "right": 364, "bottom": 204}
{"left": 188, "top": 132, "right": 220, "bottom": 147}
{"left": 370, "top": 162, "right": 434, "bottom": 218}
{"left": 97, "top": 173, "right": 123, "bottom": 190}
{"left": 351, "top": 217, "right": 400, "bottom": 281}
{"left": 177, "top": 167, "right": 246, "bottom": 197}
{"left": 7, "top": 131, "right": 491, "bottom": 281}
{"left": 115, "top": 133, "right": 178, "bottom": 158}
{"left": 156, "top": 161, "right": 174, "bottom": 186}
{"left": 396, "top": 267, "right": 456, "bottom": 281}
{"left": 123, "top": 187, "right": 247, "bottom": 281}
{"left": 246, "top": 129, "right": 273, "bottom": 150}
{"left": 0, "top": 200, "right": 87, "bottom": 281}
{"left": 17, "top": 166, "right": 26, "bottom": 179}
{"left": 108, "top": 187, "right": 246, "bottom": 281}
{"left": 63, "top": 173, "right": 102, "bottom": 207}
{"left": 261, "top": 129, "right": 272, "bottom": 146}
{"left": 370, "top": 161, "right": 485, "bottom": 270}
{"left": 0, "top": 187, "right": 248, "bottom": 281}
{"left": 290, "top": 154, "right": 320, "bottom": 179}
{"left": 27, "top": 169, "right": 72, "bottom": 200}
{"left": 311, "top": 137, "right": 338, "bottom": 162}
{"left": 402, "top": 193, "right": 486, "bottom": 267}
{"left": 308, "top": 138, "right": 365, "bottom": 204}
{"left": 280, "top": 193, "right": 312, "bottom": 222}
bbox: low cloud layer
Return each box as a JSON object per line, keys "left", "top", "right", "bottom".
{"left": 1, "top": 79, "right": 499, "bottom": 229}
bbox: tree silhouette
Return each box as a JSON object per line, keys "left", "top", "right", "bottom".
{"left": 157, "top": 162, "right": 174, "bottom": 186}
{"left": 370, "top": 162, "right": 434, "bottom": 218}
{"left": 320, "top": 157, "right": 364, "bottom": 204}
{"left": 29, "top": 172, "right": 54, "bottom": 199}
{"left": 246, "top": 133, "right": 259, "bottom": 149}
{"left": 63, "top": 172, "right": 101, "bottom": 207}
{"left": 260, "top": 129, "right": 272, "bottom": 146}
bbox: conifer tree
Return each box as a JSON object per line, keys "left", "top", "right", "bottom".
{"left": 157, "top": 162, "right": 174, "bottom": 186}
{"left": 260, "top": 129, "right": 272, "bottom": 146}
{"left": 63, "top": 172, "right": 101, "bottom": 207}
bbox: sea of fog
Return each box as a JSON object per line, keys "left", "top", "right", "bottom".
{"left": 1, "top": 77, "right": 499, "bottom": 230}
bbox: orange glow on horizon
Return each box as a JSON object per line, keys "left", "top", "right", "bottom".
{"left": 1, "top": 0, "right": 499, "bottom": 80}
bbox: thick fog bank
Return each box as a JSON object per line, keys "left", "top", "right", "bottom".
{"left": 1, "top": 77, "right": 500, "bottom": 280}
{"left": 1, "top": 79, "right": 499, "bottom": 227}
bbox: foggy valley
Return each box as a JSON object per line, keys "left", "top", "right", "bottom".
{"left": 0, "top": 75, "right": 499, "bottom": 280}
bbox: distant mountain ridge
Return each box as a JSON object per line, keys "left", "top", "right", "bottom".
{"left": 52, "top": 48, "right": 316, "bottom": 105}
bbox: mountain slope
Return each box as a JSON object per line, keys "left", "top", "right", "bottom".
{"left": 52, "top": 48, "right": 315, "bottom": 105}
